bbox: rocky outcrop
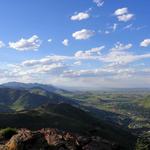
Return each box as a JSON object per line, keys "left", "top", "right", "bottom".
{"left": 0, "top": 128, "right": 120, "bottom": 150}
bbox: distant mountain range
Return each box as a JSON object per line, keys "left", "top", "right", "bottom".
{"left": 0, "top": 82, "right": 137, "bottom": 149}
{"left": 0, "top": 86, "right": 77, "bottom": 111}
{"left": 0, "top": 82, "right": 69, "bottom": 93}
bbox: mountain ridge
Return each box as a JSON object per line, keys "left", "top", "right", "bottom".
{"left": 0, "top": 87, "right": 77, "bottom": 111}
{"left": 0, "top": 82, "right": 69, "bottom": 94}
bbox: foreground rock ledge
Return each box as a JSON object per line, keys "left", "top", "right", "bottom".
{"left": 0, "top": 128, "right": 120, "bottom": 150}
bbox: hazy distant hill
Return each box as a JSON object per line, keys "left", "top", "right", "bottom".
{"left": 0, "top": 87, "right": 77, "bottom": 111}
{"left": 1, "top": 82, "right": 69, "bottom": 94}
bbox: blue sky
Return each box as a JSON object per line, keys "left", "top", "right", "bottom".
{"left": 0, "top": 0, "right": 150, "bottom": 89}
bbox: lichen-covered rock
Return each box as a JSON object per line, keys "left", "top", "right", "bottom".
{"left": 0, "top": 145, "right": 9, "bottom": 150}
{"left": 5, "top": 129, "right": 50, "bottom": 150}
{"left": 0, "top": 128, "right": 120, "bottom": 150}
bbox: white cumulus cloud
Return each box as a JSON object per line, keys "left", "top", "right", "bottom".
{"left": 117, "top": 14, "right": 134, "bottom": 22}
{"left": 71, "top": 12, "right": 90, "bottom": 21}
{"left": 48, "top": 38, "right": 52, "bottom": 42}
{"left": 0, "top": 41, "right": 5, "bottom": 48}
{"left": 72, "top": 29, "right": 95, "bottom": 40}
{"left": 75, "top": 46, "right": 105, "bottom": 58}
{"left": 9, "top": 35, "right": 41, "bottom": 51}
{"left": 114, "top": 7, "right": 128, "bottom": 16}
{"left": 111, "top": 42, "right": 132, "bottom": 51}
{"left": 62, "top": 39, "right": 69, "bottom": 46}
{"left": 114, "top": 7, "right": 134, "bottom": 22}
{"left": 140, "top": 39, "right": 150, "bottom": 47}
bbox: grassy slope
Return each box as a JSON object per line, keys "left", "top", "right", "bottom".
{"left": 0, "top": 87, "right": 76, "bottom": 111}
{"left": 0, "top": 103, "right": 136, "bottom": 150}
{"left": 138, "top": 95, "right": 150, "bottom": 109}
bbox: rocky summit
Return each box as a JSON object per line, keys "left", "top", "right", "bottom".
{"left": 0, "top": 128, "right": 120, "bottom": 150}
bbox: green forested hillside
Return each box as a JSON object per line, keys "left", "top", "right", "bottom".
{"left": 0, "top": 87, "right": 76, "bottom": 111}
{"left": 0, "top": 85, "right": 149, "bottom": 150}
{"left": 0, "top": 103, "right": 135, "bottom": 150}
